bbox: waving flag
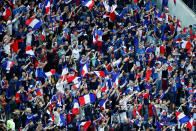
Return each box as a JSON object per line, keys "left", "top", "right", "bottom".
{"left": 67, "top": 73, "right": 78, "bottom": 83}
{"left": 94, "top": 71, "right": 105, "bottom": 77}
{"left": 61, "top": 65, "right": 69, "bottom": 81}
{"left": 41, "top": 30, "right": 46, "bottom": 41}
{"left": 93, "top": 27, "right": 97, "bottom": 45}
{"left": 64, "top": 28, "right": 69, "bottom": 40}
{"left": 3, "top": 6, "right": 11, "bottom": 21}
{"left": 119, "top": 8, "right": 127, "bottom": 20}
{"left": 113, "top": 75, "right": 119, "bottom": 87}
{"left": 109, "top": 10, "right": 118, "bottom": 22}
{"left": 78, "top": 121, "right": 91, "bottom": 131}
{"left": 82, "top": 0, "right": 94, "bottom": 10}
{"left": 181, "top": 40, "right": 191, "bottom": 50}
{"left": 99, "top": 99, "right": 106, "bottom": 109}
{"left": 44, "top": 0, "right": 51, "bottom": 15}
{"left": 25, "top": 18, "right": 43, "bottom": 30}
{"left": 72, "top": 99, "right": 80, "bottom": 114}
{"left": 187, "top": 118, "right": 195, "bottom": 131}
{"left": 176, "top": 112, "right": 190, "bottom": 124}
{"left": 3, "top": 60, "right": 15, "bottom": 71}
{"left": 60, "top": 113, "right": 66, "bottom": 126}
{"left": 16, "top": 90, "right": 21, "bottom": 103}
{"left": 73, "top": 82, "right": 81, "bottom": 89}
{"left": 36, "top": 88, "right": 42, "bottom": 96}
{"left": 45, "top": 69, "right": 56, "bottom": 78}
{"left": 11, "top": 0, "right": 15, "bottom": 8}
{"left": 25, "top": 46, "right": 35, "bottom": 56}
{"left": 103, "top": 0, "right": 110, "bottom": 12}
{"left": 81, "top": 62, "right": 89, "bottom": 76}
{"left": 79, "top": 94, "right": 96, "bottom": 106}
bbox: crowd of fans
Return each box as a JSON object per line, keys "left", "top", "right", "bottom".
{"left": 0, "top": 0, "right": 196, "bottom": 131}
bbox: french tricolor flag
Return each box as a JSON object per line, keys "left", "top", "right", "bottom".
{"left": 25, "top": 18, "right": 43, "bottom": 30}
{"left": 45, "top": 0, "right": 51, "bottom": 15}
{"left": 186, "top": 118, "right": 195, "bottom": 131}
{"left": 99, "top": 99, "right": 106, "bottom": 109}
{"left": 113, "top": 75, "right": 119, "bottom": 87}
{"left": 176, "top": 112, "right": 190, "bottom": 124}
{"left": 103, "top": 0, "right": 110, "bottom": 12}
{"left": 93, "top": 27, "right": 97, "bottom": 45}
{"left": 73, "top": 82, "right": 81, "bottom": 89}
{"left": 67, "top": 73, "right": 78, "bottom": 83}
{"left": 45, "top": 69, "right": 56, "bottom": 78}
{"left": 3, "top": 6, "right": 11, "bottom": 21}
{"left": 64, "top": 28, "right": 69, "bottom": 40}
{"left": 181, "top": 40, "right": 191, "bottom": 50}
{"left": 81, "top": 63, "right": 89, "bottom": 76}
{"left": 72, "top": 99, "right": 80, "bottom": 114}
{"left": 79, "top": 94, "right": 96, "bottom": 106}
{"left": 36, "top": 88, "right": 42, "bottom": 96}
{"left": 26, "top": 46, "right": 35, "bottom": 56}
{"left": 61, "top": 65, "right": 69, "bottom": 81}
{"left": 41, "top": 30, "right": 46, "bottom": 41}
{"left": 11, "top": 0, "right": 15, "bottom": 9}
{"left": 3, "top": 60, "right": 15, "bottom": 71}
{"left": 78, "top": 121, "right": 91, "bottom": 131}
{"left": 82, "top": 0, "right": 94, "bottom": 10}
{"left": 94, "top": 71, "right": 105, "bottom": 77}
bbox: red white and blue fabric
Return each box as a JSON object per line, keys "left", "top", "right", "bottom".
{"left": 73, "top": 82, "right": 81, "bottom": 89}
{"left": 79, "top": 94, "right": 96, "bottom": 106}
{"left": 103, "top": 0, "right": 110, "bottom": 12}
{"left": 25, "top": 46, "right": 35, "bottom": 56}
{"left": 93, "top": 27, "right": 97, "bottom": 44}
{"left": 81, "top": 63, "right": 89, "bottom": 76}
{"left": 3, "top": 6, "right": 11, "bottom": 21}
{"left": 36, "top": 88, "right": 42, "bottom": 96}
{"left": 72, "top": 99, "right": 80, "bottom": 114}
{"left": 15, "top": 90, "right": 21, "bottom": 103}
{"left": 10, "top": 0, "right": 15, "bottom": 8}
{"left": 176, "top": 112, "right": 190, "bottom": 124}
{"left": 93, "top": 27, "right": 103, "bottom": 45}
{"left": 44, "top": 0, "right": 51, "bottom": 15}
{"left": 113, "top": 75, "right": 119, "bottom": 87}
{"left": 78, "top": 121, "right": 91, "bottom": 131}
{"left": 3, "top": 60, "right": 15, "bottom": 71}
{"left": 61, "top": 65, "right": 69, "bottom": 81}
{"left": 186, "top": 118, "right": 195, "bottom": 131}
{"left": 94, "top": 71, "right": 105, "bottom": 77}
{"left": 67, "top": 73, "right": 78, "bottom": 83}
{"left": 41, "top": 30, "right": 46, "bottom": 41}
{"left": 99, "top": 99, "right": 106, "bottom": 109}
{"left": 82, "top": 0, "right": 94, "bottom": 10}
{"left": 64, "top": 28, "right": 69, "bottom": 40}
{"left": 181, "top": 40, "right": 191, "bottom": 50}
{"left": 45, "top": 69, "right": 56, "bottom": 78}
{"left": 25, "top": 18, "right": 43, "bottom": 30}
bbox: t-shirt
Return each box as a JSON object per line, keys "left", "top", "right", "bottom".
{"left": 72, "top": 49, "right": 80, "bottom": 60}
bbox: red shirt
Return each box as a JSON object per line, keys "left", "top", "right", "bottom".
{"left": 10, "top": 39, "right": 24, "bottom": 53}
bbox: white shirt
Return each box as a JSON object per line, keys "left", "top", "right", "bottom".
{"left": 26, "top": 31, "right": 34, "bottom": 45}
{"left": 72, "top": 49, "right": 80, "bottom": 60}
{"left": 155, "top": 47, "right": 160, "bottom": 57}
{"left": 56, "top": 81, "right": 67, "bottom": 94}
